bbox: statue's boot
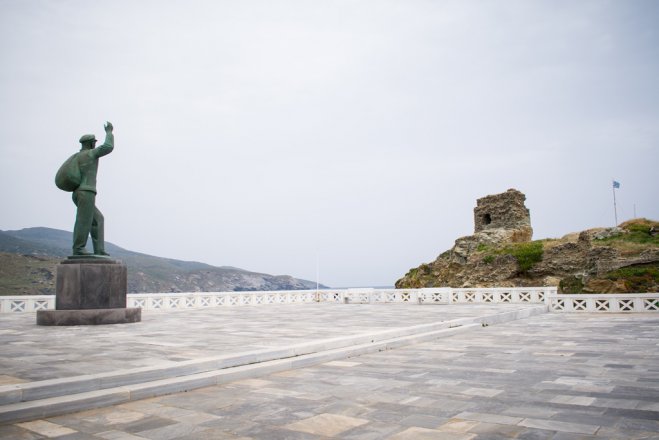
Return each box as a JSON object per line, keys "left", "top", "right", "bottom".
{"left": 92, "top": 238, "right": 110, "bottom": 256}
{"left": 73, "top": 248, "right": 93, "bottom": 256}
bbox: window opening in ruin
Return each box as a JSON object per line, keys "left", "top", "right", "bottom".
{"left": 483, "top": 213, "right": 492, "bottom": 225}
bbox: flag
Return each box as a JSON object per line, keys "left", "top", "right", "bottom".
{"left": 613, "top": 180, "right": 620, "bottom": 189}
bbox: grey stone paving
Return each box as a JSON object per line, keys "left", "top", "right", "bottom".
{"left": 0, "top": 303, "right": 535, "bottom": 383}
{"left": 2, "top": 310, "right": 658, "bottom": 439}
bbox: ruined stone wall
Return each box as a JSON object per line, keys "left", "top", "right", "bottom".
{"left": 474, "top": 188, "right": 532, "bottom": 240}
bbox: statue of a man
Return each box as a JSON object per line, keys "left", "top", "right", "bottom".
{"left": 59, "top": 122, "right": 114, "bottom": 256}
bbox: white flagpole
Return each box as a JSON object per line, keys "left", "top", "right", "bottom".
{"left": 612, "top": 180, "right": 618, "bottom": 227}
{"left": 315, "top": 253, "right": 319, "bottom": 301}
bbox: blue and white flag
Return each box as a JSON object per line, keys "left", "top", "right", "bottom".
{"left": 613, "top": 180, "right": 620, "bottom": 189}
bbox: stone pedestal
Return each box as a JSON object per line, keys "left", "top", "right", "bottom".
{"left": 37, "top": 257, "right": 141, "bottom": 326}
{"left": 56, "top": 257, "right": 127, "bottom": 309}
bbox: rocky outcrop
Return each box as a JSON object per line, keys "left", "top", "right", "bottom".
{"left": 449, "top": 189, "right": 533, "bottom": 265}
{"left": 396, "top": 189, "right": 659, "bottom": 293}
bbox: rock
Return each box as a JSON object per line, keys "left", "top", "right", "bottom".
{"left": 583, "top": 279, "right": 627, "bottom": 293}
{"left": 593, "top": 227, "right": 624, "bottom": 240}
{"left": 395, "top": 189, "right": 659, "bottom": 293}
{"left": 543, "top": 276, "right": 562, "bottom": 287}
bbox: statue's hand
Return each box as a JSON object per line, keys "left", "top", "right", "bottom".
{"left": 104, "top": 121, "right": 113, "bottom": 133}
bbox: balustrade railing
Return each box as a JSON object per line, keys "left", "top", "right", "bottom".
{"left": 548, "top": 293, "right": 659, "bottom": 313}
{"left": 127, "top": 290, "right": 323, "bottom": 310}
{"left": 0, "top": 296, "right": 54, "bottom": 313}
{"left": 1, "top": 287, "right": 658, "bottom": 313}
{"left": 336, "top": 287, "right": 550, "bottom": 305}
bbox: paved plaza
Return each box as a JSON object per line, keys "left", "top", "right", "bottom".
{"left": 1, "top": 304, "right": 659, "bottom": 439}
{"left": 0, "top": 303, "right": 539, "bottom": 383}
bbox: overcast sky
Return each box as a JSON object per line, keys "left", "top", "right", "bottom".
{"left": 1, "top": 1, "right": 657, "bottom": 287}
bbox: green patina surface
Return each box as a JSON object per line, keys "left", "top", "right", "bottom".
{"left": 56, "top": 122, "right": 114, "bottom": 256}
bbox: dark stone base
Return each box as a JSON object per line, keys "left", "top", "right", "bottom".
{"left": 56, "top": 258, "right": 127, "bottom": 310}
{"left": 41, "top": 257, "right": 137, "bottom": 326}
{"left": 37, "top": 308, "right": 141, "bottom": 326}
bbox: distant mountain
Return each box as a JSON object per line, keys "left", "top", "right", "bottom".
{"left": 0, "top": 227, "right": 326, "bottom": 295}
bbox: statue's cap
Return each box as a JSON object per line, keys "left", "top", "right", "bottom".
{"left": 79, "top": 134, "right": 96, "bottom": 143}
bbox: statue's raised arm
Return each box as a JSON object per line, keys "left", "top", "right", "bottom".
{"left": 92, "top": 121, "right": 114, "bottom": 159}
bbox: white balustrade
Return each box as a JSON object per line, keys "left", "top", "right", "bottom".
{"left": 548, "top": 293, "right": 659, "bottom": 313}
{"left": 126, "top": 290, "right": 327, "bottom": 310}
{"left": 1, "top": 286, "right": 657, "bottom": 313}
{"left": 447, "top": 287, "right": 550, "bottom": 304}
{"left": 338, "top": 287, "right": 552, "bottom": 305}
{"left": 0, "top": 296, "right": 55, "bottom": 313}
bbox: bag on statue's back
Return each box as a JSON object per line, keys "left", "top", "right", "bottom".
{"left": 55, "top": 153, "right": 81, "bottom": 192}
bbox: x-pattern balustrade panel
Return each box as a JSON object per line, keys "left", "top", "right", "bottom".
{"left": 547, "top": 294, "right": 659, "bottom": 313}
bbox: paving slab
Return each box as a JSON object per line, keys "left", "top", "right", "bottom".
{"left": 0, "top": 303, "right": 538, "bottom": 383}
{"left": 2, "top": 312, "right": 657, "bottom": 438}
{"left": 0, "top": 303, "right": 548, "bottom": 423}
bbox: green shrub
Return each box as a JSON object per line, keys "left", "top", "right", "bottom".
{"left": 503, "top": 241, "right": 544, "bottom": 273}
{"left": 480, "top": 241, "right": 544, "bottom": 273}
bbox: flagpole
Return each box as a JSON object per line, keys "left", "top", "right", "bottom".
{"left": 315, "top": 253, "right": 319, "bottom": 301}
{"left": 612, "top": 180, "right": 618, "bottom": 227}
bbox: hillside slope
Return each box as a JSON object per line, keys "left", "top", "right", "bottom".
{"left": 0, "top": 227, "right": 325, "bottom": 295}
{"left": 396, "top": 218, "right": 659, "bottom": 293}
{"left": 394, "top": 187, "right": 657, "bottom": 293}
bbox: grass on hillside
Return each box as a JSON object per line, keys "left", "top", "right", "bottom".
{"left": 605, "top": 265, "right": 659, "bottom": 293}
{"left": 480, "top": 241, "right": 544, "bottom": 273}
{"left": 0, "top": 253, "right": 57, "bottom": 295}
{"left": 594, "top": 218, "right": 659, "bottom": 253}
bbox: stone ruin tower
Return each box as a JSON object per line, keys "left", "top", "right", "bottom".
{"left": 473, "top": 188, "right": 533, "bottom": 243}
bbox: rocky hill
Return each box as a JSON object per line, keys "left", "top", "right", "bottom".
{"left": 396, "top": 189, "right": 659, "bottom": 293}
{"left": 0, "top": 227, "right": 325, "bottom": 295}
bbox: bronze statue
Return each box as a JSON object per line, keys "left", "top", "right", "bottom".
{"left": 56, "top": 122, "right": 114, "bottom": 256}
